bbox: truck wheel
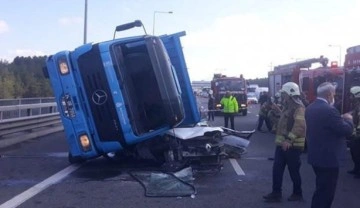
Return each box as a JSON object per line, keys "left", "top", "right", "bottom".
{"left": 102, "top": 152, "right": 121, "bottom": 162}
{"left": 68, "top": 152, "right": 84, "bottom": 164}
{"left": 242, "top": 110, "right": 247, "bottom": 116}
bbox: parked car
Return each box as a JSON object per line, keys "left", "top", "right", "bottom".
{"left": 247, "top": 93, "right": 258, "bottom": 104}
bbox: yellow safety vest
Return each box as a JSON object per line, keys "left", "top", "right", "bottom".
{"left": 220, "top": 96, "right": 239, "bottom": 113}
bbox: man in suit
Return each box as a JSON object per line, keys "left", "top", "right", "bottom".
{"left": 306, "top": 82, "right": 353, "bottom": 208}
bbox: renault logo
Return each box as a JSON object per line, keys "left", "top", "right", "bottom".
{"left": 92, "top": 90, "right": 108, "bottom": 105}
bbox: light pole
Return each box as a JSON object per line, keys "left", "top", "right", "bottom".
{"left": 152, "top": 11, "right": 173, "bottom": 35}
{"left": 329, "top": 44, "right": 342, "bottom": 66}
{"left": 83, "top": 0, "right": 88, "bottom": 44}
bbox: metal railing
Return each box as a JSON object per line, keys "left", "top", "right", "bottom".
{"left": 0, "top": 97, "right": 57, "bottom": 120}
{"left": 0, "top": 98, "right": 63, "bottom": 148}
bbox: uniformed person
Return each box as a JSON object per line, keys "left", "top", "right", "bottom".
{"left": 257, "top": 97, "right": 273, "bottom": 132}
{"left": 263, "top": 82, "right": 306, "bottom": 202}
{"left": 348, "top": 86, "right": 360, "bottom": 178}
{"left": 267, "top": 92, "right": 282, "bottom": 133}
{"left": 220, "top": 91, "right": 238, "bottom": 130}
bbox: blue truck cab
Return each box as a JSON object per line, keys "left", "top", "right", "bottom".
{"left": 45, "top": 21, "right": 200, "bottom": 162}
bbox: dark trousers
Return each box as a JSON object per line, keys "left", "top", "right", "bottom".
{"left": 311, "top": 166, "right": 339, "bottom": 208}
{"left": 257, "top": 115, "right": 272, "bottom": 131}
{"left": 224, "top": 113, "right": 235, "bottom": 130}
{"left": 272, "top": 146, "right": 302, "bottom": 195}
{"left": 349, "top": 139, "right": 360, "bottom": 172}
{"left": 208, "top": 110, "right": 215, "bottom": 121}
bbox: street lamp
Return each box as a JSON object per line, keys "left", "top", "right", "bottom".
{"left": 152, "top": 11, "right": 173, "bottom": 35}
{"left": 268, "top": 62, "right": 273, "bottom": 71}
{"left": 329, "top": 44, "right": 342, "bottom": 66}
{"left": 83, "top": 0, "right": 88, "bottom": 44}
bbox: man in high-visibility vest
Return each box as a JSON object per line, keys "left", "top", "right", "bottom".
{"left": 220, "top": 91, "right": 238, "bottom": 130}
{"left": 263, "top": 82, "right": 306, "bottom": 203}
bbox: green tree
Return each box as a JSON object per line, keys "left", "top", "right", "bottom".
{"left": 0, "top": 68, "right": 16, "bottom": 98}
{"left": 0, "top": 56, "right": 51, "bottom": 98}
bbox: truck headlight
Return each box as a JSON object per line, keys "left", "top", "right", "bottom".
{"left": 216, "top": 104, "right": 222, "bottom": 108}
{"left": 58, "top": 59, "right": 69, "bottom": 75}
{"left": 241, "top": 104, "right": 246, "bottom": 107}
{"left": 79, "top": 134, "right": 91, "bottom": 151}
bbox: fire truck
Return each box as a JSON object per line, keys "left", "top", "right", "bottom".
{"left": 268, "top": 56, "right": 329, "bottom": 97}
{"left": 298, "top": 45, "right": 360, "bottom": 113}
{"left": 299, "top": 61, "right": 344, "bottom": 111}
{"left": 211, "top": 74, "right": 248, "bottom": 116}
{"left": 268, "top": 46, "right": 360, "bottom": 114}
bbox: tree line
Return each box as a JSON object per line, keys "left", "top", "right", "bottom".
{"left": 0, "top": 56, "right": 270, "bottom": 99}
{"left": 0, "top": 56, "right": 53, "bottom": 99}
{"left": 247, "top": 77, "right": 268, "bottom": 88}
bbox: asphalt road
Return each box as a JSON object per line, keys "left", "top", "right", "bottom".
{"left": 0, "top": 100, "right": 359, "bottom": 208}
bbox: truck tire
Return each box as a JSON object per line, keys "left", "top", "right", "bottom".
{"left": 68, "top": 152, "right": 84, "bottom": 164}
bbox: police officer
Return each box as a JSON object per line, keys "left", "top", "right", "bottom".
{"left": 348, "top": 86, "right": 360, "bottom": 178}
{"left": 220, "top": 91, "right": 238, "bottom": 130}
{"left": 263, "top": 82, "right": 306, "bottom": 202}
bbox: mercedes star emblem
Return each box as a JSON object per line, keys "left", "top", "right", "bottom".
{"left": 92, "top": 90, "right": 108, "bottom": 105}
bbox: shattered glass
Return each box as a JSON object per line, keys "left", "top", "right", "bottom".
{"left": 130, "top": 167, "right": 196, "bottom": 197}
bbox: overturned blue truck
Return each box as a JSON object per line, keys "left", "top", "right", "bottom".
{"left": 44, "top": 20, "right": 253, "bottom": 171}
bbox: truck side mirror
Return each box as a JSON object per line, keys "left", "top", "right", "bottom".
{"left": 113, "top": 20, "right": 147, "bottom": 39}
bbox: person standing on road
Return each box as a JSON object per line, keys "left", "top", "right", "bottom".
{"left": 348, "top": 86, "right": 360, "bottom": 178}
{"left": 259, "top": 91, "right": 269, "bottom": 106}
{"left": 267, "top": 92, "right": 283, "bottom": 133}
{"left": 257, "top": 97, "right": 273, "bottom": 132}
{"left": 220, "top": 91, "right": 238, "bottom": 130}
{"left": 207, "top": 90, "right": 215, "bottom": 121}
{"left": 263, "top": 82, "right": 306, "bottom": 203}
{"left": 306, "top": 82, "right": 353, "bottom": 208}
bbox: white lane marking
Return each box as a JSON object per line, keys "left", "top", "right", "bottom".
{"left": 229, "top": 158, "right": 245, "bottom": 176}
{"left": 0, "top": 164, "right": 82, "bottom": 208}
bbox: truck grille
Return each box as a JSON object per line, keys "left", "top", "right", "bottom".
{"left": 77, "top": 45, "right": 125, "bottom": 146}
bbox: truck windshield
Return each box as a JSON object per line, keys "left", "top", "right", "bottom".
{"left": 216, "top": 80, "right": 244, "bottom": 91}
{"left": 111, "top": 37, "right": 184, "bottom": 135}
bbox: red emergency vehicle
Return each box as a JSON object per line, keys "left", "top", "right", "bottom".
{"left": 268, "top": 46, "right": 360, "bottom": 114}
{"left": 268, "top": 56, "right": 329, "bottom": 97}
{"left": 211, "top": 74, "right": 248, "bottom": 116}
{"left": 299, "top": 62, "right": 344, "bottom": 112}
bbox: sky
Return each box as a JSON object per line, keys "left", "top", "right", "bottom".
{"left": 1, "top": 0, "right": 360, "bottom": 81}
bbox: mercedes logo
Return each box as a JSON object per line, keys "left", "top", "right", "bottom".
{"left": 92, "top": 90, "right": 108, "bottom": 105}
